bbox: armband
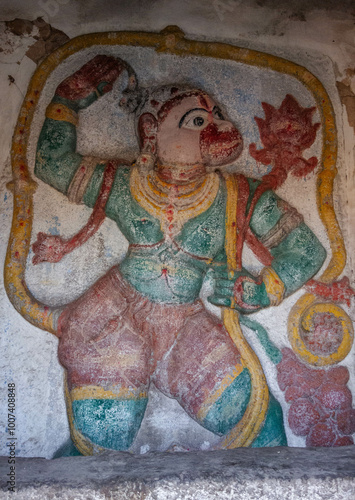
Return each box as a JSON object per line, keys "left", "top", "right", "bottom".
{"left": 45, "top": 102, "right": 78, "bottom": 126}
{"left": 261, "top": 266, "right": 285, "bottom": 306}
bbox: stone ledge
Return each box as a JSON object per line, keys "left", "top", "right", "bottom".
{"left": 1, "top": 446, "right": 355, "bottom": 499}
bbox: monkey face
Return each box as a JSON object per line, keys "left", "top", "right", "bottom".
{"left": 156, "top": 93, "right": 243, "bottom": 170}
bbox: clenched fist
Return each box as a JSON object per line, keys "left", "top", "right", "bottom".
{"left": 56, "top": 54, "right": 125, "bottom": 101}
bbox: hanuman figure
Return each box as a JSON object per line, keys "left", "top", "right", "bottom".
{"left": 33, "top": 55, "right": 325, "bottom": 454}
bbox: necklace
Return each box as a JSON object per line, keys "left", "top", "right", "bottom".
{"left": 130, "top": 166, "right": 219, "bottom": 237}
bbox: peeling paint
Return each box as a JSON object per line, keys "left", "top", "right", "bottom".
{"left": 337, "top": 78, "right": 355, "bottom": 133}
{"left": 4, "top": 17, "right": 69, "bottom": 65}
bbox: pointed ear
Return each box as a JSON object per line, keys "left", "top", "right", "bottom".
{"left": 137, "top": 112, "right": 158, "bottom": 154}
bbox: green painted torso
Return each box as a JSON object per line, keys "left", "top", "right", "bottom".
{"left": 87, "top": 168, "right": 227, "bottom": 303}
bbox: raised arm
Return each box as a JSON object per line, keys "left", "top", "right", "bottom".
{"left": 35, "top": 55, "right": 127, "bottom": 197}
{"left": 33, "top": 56, "right": 136, "bottom": 264}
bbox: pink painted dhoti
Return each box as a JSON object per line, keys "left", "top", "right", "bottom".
{"left": 58, "top": 266, "right": 243, "bottom": 422}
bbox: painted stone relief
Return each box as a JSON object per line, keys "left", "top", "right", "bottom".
{"left": 5, "top": 28, "right": 355, "bottom": 454}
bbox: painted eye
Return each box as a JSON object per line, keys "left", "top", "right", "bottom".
{"left": 193, "top": 116, "right": 205, "bottom": 127}
{"left": 179, "top": 108, "right": 209, "bottom": 129}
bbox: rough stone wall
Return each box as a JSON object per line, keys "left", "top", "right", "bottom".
{"left": 0, "top": 0, "right": 354, "bottom": 461}
{"left": 1, "top": 446, "right": 355, "bottom": 499}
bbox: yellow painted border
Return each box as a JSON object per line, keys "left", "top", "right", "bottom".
{"left": 64, "top": 376, "right": 99, "bottom": 456}
{"left": 197, "top": 362, "right": 244, "bottom": 421}
{"left": 71, "top": 385, "right": 148, "bottom": 401}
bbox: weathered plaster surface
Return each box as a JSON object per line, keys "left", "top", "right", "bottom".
{"left": 0, "top": 0, "right": 355, "bottom": 462}
{"left": 337, "top": 79, "right": 355, "bottom": 132}
{"left": 1, "top": 446, "right": 355, "bottom": 499}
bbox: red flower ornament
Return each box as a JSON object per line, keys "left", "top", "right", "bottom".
{"left": 249, "top": 94, "right": 320, "bottom": 189}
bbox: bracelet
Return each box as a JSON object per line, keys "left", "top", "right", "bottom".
{"left": 233, "top": 275, "right": 261, "bottom": 311}
{"left": 260, "top": 201, "right": 303, "bottom": 249}
{"left": 45, "top": 102, "right": 78, "bottom": 126}
{"left": 67, "top": 156, "right": 106, "bottom": 204}
{"left": 261, "top": 266, "right": 285, "bottom": 306}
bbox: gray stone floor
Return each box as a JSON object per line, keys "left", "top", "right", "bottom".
{"left": 1, "top": 446, "right": 355, "bottom": 499}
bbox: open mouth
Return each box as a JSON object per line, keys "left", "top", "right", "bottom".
{"left": 209, "top": 139, "right": 241, "bottom": 155}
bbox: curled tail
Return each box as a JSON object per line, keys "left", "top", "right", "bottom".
{"left": 220, "top": 173, "right": 272, "bottom": 447}
{"left": 5, "top": 177, "right": 59, "bottom": 335}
